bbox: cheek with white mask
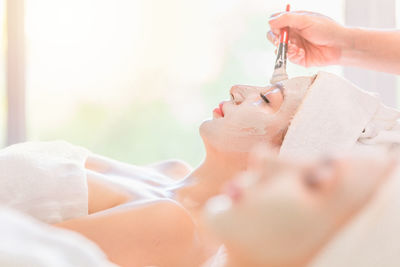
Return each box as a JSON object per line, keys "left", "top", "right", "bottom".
{"left": 201, "top": 98, "right": 283, "bottom": 152}
{"left": 201, "top": 111, "right": 285, "bottom": 153}
{"left": 224, "top": 107, "right": 278, "bottom": 136}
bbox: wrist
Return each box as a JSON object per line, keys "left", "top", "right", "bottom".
{"left": 338, "top": 27, "right": 365, "bottom": 66}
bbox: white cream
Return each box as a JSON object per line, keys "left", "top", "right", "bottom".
{"left": 270, "top": 67, "right": 288, "bottom": 84}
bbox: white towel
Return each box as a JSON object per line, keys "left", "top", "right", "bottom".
{"left": 0, "top": 207, "right": 117, "bottom": 267}
{"left": 0, "top": 141, "right": 90, "bottom": 224}
{"left": 279, "top": 71, "right": 400, "bottom": 158}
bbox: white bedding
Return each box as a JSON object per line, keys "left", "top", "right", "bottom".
{"left": 0, "top": 207, "right": 116, "bottom": 267}
{"left": 0, "top": 141, "right": 90, "bottom": 224}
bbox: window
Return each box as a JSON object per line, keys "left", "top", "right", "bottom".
{"left": 397, "top": 0, "right": 400, "bottom": 27}
{"left": 0, "top": 0, "right": 5, "bottom": 147}
{"left": 397, "top": 0, "right": 400, "bottom": 106}
{"left": 22, "top": 0, "right": 346, "bottom": 166}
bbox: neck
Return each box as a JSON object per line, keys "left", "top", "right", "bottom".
{"left": 223, "top": 253, "right": 308, "bottom": 267}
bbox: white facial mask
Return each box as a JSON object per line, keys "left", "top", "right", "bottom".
{"left": 199, "top": 76, "right": 315, "bottom": 153}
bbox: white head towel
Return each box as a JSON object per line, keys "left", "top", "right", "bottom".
{"left": 279, "top": 71, "right": 400, "bottom": 158}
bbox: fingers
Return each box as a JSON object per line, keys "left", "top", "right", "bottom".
{"left": 267, "top": 24, "right": 306, "bottom": 51}
{"left": 269, "top": 10, "right": 322, "bottom": 20}
{"left": 288, "top": 47, "right": 306, "bottom": 66}
{"left": 269, "top": 11, "right": 284, "bottom": 18}
{"left": 268, "top": 12, "right": 311, "bottom": 34}
{"left": 266, "top": 33, "right": 307, "bottom": 66}
{"left": 267, "top": 31, "right": 302, "bottom": 52}
{"left": 266, "top": 31, "right": 279, "bottom": 46}
{"left": 284, "top": 42, "right": 306, "bottom": 66}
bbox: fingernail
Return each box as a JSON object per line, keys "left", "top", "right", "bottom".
{"left": 267, "top": 31, "right": 276, "bottom": 39}
{"left": 269, "top": 12, "right": 288, "bottom": 20}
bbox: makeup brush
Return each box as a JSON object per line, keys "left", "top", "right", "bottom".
{"left": 270, "top": 4, "right": 290, "bottom": 84}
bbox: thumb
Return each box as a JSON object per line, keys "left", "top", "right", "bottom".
{"left": 269, "top": 12, "right": 309, "bottom": 34}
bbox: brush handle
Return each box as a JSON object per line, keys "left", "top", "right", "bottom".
{"left": 273, "top": 4, "right": 290, "bottom": 70}
{"left": 279, "top": 4, "right": 290, "bottom": 44}
{"left": 274, "top": 43, "right": 288, "bottom": 70}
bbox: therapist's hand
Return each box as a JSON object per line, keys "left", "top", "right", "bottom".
{"left": 267, "top": 11, "right": 349, "bottom": 67}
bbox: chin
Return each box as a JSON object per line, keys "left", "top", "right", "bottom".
{"left": 200, "top": 119, "right": 270, "bottom": 155}
{"left": 199, "top": 118, "right": 211, "bottom": 138}
{"left": 199, "top": 119, "right": 227, "bottom": 153}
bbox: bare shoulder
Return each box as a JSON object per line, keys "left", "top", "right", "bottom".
{"left": 55, "top": 199, "right": 205, "bottom": 267}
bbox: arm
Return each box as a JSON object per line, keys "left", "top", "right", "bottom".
{"left": 341, "top": 28, "right": 400, "bottom": 74}
{"left": 268, "top": 11, "right": 400, "bottom": 74}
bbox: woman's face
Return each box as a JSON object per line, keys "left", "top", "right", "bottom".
{"left": 199, "top": 77, "right": 314, "bottom": 154}
{"left": 204, "top": 152, "right": 395, "bottom": 266}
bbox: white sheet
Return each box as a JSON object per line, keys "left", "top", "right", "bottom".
{"left": 0, "top": 207, "right": 117, "bottom": 267}
{"left": 0, "top": 141, "right": 90, "bottom": 223}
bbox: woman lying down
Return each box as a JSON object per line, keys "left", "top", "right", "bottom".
{"left": 1, "top": 71, "right": 400, "bottom": 267}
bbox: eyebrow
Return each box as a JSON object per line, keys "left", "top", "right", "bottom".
{"left": 261, "top": 87, "right": 282, "bottom": 98}
{"left": 261, "top": 82, "right": 285, "bottom": 99}
{"left": 270, "top": 82, "right": 284, "bottom": 93}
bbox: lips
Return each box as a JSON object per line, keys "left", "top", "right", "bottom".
{"left": 219, "top": 102, "right": 225, "bottom": 116}
{"left": 213, "top": 102, "right": 225, "bottom": 117}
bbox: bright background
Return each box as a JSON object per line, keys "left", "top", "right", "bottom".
{"left": 0, "top": 0, "right": 398, "bottom": 167}
{"left": 0, "top": 0, "right": 5, "bottom": 148}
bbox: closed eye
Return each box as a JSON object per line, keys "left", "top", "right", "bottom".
{"left": 260, "top": 93, "right": 270, "bottom": 104}
{"left": 259, "top": 87, "right": 282, "bottom": 104}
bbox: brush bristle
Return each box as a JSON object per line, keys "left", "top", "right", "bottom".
{"left": 270, "top": 67, "right": 288, "bottom": 84}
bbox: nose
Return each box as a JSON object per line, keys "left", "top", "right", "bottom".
{"left": 229, "top": 85, "right": 243, "bottom": 104}
{"left": 230, "top": 85, "right": 259, "bottom": 104}
{"left": 231, "top": 85, "right": 269, "bottom": 105}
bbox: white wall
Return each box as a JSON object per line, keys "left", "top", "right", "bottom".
{"left": 344, "top": 0, "right": 397, "bottom": 107}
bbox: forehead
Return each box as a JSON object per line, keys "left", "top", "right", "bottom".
{"left": 280, "top": 76, "right": 315, "bottom": 96}
{"left": 268, "top": 82, "right": 285, "bottom": 95}
{"left": 232, "top": 84, "right": 285, "bottom": 95}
